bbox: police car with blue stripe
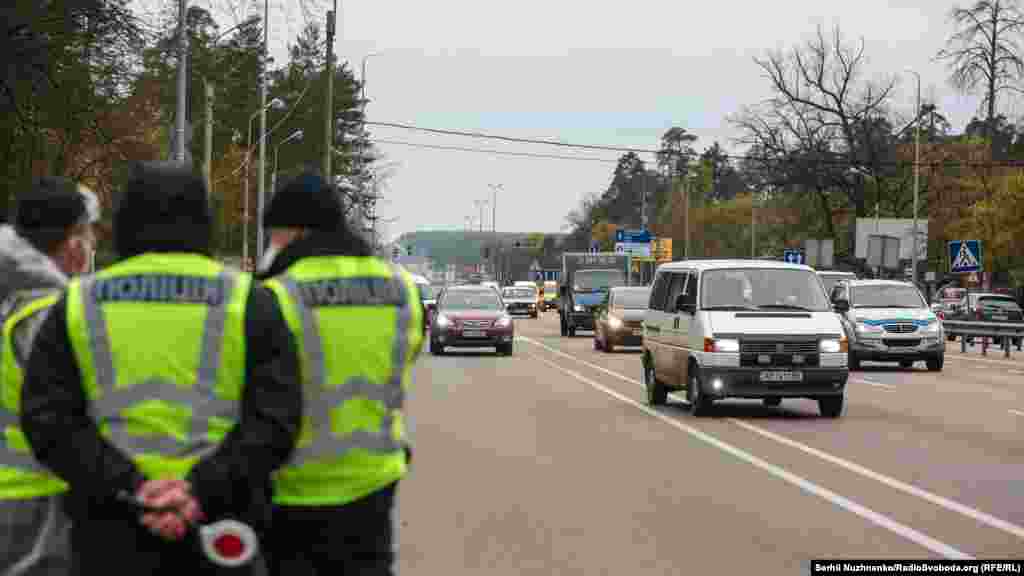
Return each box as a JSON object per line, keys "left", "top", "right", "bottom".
{"left": 829, "top": 279, "right": 944, "bottom": 371}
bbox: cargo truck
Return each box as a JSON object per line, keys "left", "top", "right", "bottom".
{"left": 559, "top": 252, "right": 631, "bottom": 336}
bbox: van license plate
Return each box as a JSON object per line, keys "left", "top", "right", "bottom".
{"left": 462, "top": 330, "right": 486, "bottom": 338}
{"left": 760, "top": 371, "right": 803, "bottom": 382}
{"left": 993, "top": 315, "right": 1008, "bottom": 321}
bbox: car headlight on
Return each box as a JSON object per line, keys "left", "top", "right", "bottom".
{"left": 820, "top": 338, "right": 847, "bottom": 353}
{"left": 607, "top": 316, "right": 622, "bottom": 329}
{"left": 435, "top": 314, "right": 450, "bottom": 327}
{"left": 494, "top": 316, "right": 512, "bottom": 328}
{"left": 703, "top": 338, "right": 739, "bottom": 353}
{"left": 573, "top": 304, "right": 584, "bottom": 312}
{"left": 856, "top": 321, "right": 883, "bottom": 334}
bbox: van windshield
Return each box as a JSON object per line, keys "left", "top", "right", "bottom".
{"left": 574, "top": 270, "right": 625, "bottom": 292}
{"left": 850, "top": 285, "right": 925, "bottom": 308}
{"left": 700, "top": 268, "right": 831, "bottom": 311}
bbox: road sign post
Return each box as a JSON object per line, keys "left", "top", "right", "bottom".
{"left": 948, "top": 240, "right": 982, "bottom": 274}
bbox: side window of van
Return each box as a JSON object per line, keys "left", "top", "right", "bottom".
{"left": 680, "top": 272, "right": 697, "bottom": 307}
{"left": 664, "top": 273, "right": 687, "bottom": 313}
{"left": 830, "top": 284, "right": 845, "bottom": 303}
{"left": 649, "top": 272, "right": 670, "bottom": 310}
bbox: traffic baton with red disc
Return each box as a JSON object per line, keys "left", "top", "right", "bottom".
{"left": 117, "top": 491, "right": 260, "bottom": 567}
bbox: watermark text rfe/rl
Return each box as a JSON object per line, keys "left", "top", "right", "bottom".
{"left": 811, "top": 560, "right": 1022, "bottom": 574}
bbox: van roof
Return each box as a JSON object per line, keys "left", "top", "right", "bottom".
{"left": 655, "top": 259, "right": 814, "bottom": 273}
{"left": 843, "top": 279, "right": 915, "bottom": 287}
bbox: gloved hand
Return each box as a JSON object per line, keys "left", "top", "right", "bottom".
{"left": 136, "top": 479, "right": 205, "bottom": 541}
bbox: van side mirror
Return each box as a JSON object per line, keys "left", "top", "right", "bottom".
{"left": 833, "top": 298, "right": 850, "bottom": 312}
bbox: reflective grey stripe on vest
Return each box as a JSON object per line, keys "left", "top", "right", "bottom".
{"left": 279, "top": 265, "right": 411, "bottom": 466}
{"left": 80, "top": 271, "right": 240, "bottom": 459}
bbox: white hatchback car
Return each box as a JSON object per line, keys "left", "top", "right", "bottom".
{"left": 641, "top": 260, "right": 849, "bottom": 417}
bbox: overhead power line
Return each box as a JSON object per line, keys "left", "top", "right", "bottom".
{"left": 369, "top": 138, "right": 621, "bottom": 163}
{"left": 366, "top": 120, "right": 1024, "bottom": 169}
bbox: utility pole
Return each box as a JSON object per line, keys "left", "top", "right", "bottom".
{"left": 203, "top": 80, "right": 213, "bottom": 194}
{"left": 908, "top": 69, "right": 921, "bottom": 287}
{"left": 683, "top": 176, "right": 690, "bottom": 259}
{"left": 256, "top": 0, "right": 269, "bottom": 261}
{"left": 174, "top": 0, "right": 188, "bottom": 163}
{"left": 323, "top": 5, "right": 337, "bottom": 182}
{"left": 751, "top": 189, "right": 756, "bottom": 258}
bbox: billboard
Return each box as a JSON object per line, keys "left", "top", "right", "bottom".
{"left": 855, "top": 218, "right": 927, "bottom": 261}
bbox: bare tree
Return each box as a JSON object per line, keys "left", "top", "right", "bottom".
{"left": 936, "top": 0, "right": 1024, "bottom": 146}
{"left": 734, "top": 25, "right": 898, "bottom": 262}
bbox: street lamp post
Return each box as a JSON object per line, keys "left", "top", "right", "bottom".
{"left": 905, "top": 68, "right": 922, "bottom": 287}
{"left": 244, "top": 98, "right": 284, "bottom": 267}
{"left": 271, "top": 129, "right": 304, "bottom": 200}
{"left": 257, "top": 0, "right": 271, "bottom": 264}
{"left": 488, "top": 183, "right": 502, "bottom": 281}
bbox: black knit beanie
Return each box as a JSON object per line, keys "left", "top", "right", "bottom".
{"left": 114, "top": 162, "right": 211, "bottom": 258}
{"left": 262, "top": 171, "right": 345, "bottom": 231}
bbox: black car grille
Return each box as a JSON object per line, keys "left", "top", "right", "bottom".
{"left": 883, "top": 323, "right": 918, "bottom": 334}
{"left": 740, "top": 338, "right": 819, "bottom": 367}
{"left": 883, "top": 338, "right": 921, "bottom": 347}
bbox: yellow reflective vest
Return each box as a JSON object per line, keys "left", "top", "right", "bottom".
{"left": 265, "top": 256, "right": 423, "bottom": 506}
{"left": 65, "top": 254, "right": 252, "bottom": 480}
{"left": 0, "top": 292, "right": 68, "bottom": 499}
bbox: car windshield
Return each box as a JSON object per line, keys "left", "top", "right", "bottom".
{"left": 574, "top": 270, "right": 625, "bottom": 292}
{"left": 613, "top": 290, "right": 649, "bottom": 309}
{"left": 978, "top": 297, "right": 1021, "bottom": 311}
{"left": 441, "top": 290, "right": 503, "bottom": 310}
{"left": 503, "top": 287, "right": 536, "bottom": 299}
{"left": 700, "top": 268, "right": 831, "bottom": 311}
{"left": 850, "top": 285, "right": 925, "bottom": 308}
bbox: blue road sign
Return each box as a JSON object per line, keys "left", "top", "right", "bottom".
{"left": 616, "top": 229, "right": 651, "bottom": 244}
{"left": 948, "top": 240, "right": 982, "bottom": 273}
{"left": 590, "top": 240, "right": 600, "bottom": 253}
{"left": 783, "top": 249, "right": 805, "bottom": 265}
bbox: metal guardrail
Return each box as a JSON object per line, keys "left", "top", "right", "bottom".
{"left": 941, "top": 320, "right": 1024, "bottom": 358}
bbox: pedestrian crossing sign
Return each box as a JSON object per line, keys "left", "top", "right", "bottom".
{"left": 948, "top": 240, "right": 982, "bottom": 273}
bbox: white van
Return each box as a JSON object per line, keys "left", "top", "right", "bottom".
{"left": 642, "top": 260, "right": 848, "bottom": 417}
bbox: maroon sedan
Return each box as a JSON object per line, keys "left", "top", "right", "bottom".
{"left": 429, "top": 286, "right": 515, "bottom": 356}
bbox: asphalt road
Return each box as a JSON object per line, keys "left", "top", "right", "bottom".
{"left": 397, "top": 312, "right": 1023, "bottom": 574}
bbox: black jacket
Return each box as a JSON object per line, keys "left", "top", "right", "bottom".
{"left": 19, "top": 268, "right": 303, "bottom": 531}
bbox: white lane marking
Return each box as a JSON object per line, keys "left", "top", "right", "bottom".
{"left": 851, "top": 377, "right": 896, "bottom": 389}
{"left": 1009, "top": 409, "right": 1024, "bottom": 418}
{"left": 525, "top": 350, "right": 971, "bottom": 559}
{"left": 520, "top": 335, "right": 1024, "bottom": 543}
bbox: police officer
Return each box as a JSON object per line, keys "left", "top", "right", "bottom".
{"left": 255, "top": 171, "right": 424, "bottom": 576}
{"left": 0, "top": 178, "right": 101, "bottom": 575}
{"left": 20, "top": 162, "right": 303, "bottom": 574}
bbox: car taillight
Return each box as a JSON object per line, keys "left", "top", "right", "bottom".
{"left": 976, "top": 308, "right": 982, "bottom": 319}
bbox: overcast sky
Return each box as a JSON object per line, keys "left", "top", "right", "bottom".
{"left": 139, "top": 0, "right": 1017, "bottom": 242}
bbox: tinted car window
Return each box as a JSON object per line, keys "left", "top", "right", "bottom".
{"left": 665, "top": 273, "right": 687, "bottom": 313}
{"left": 574, "top": 270, "right": 626, "bottom": 291}
{"left": 700, "top": 268, "right": 831, "bottom": 311}
{"left": 649, "top": 271, "right": 670, "bottom": 310}
{"left": 440, "top": 290, "right": 503, "bottom": 310}
{"left": 977, "top": 296, "right": 1021, "bottom": 311}
{"left": 850, "top": 285, "right": 925, "bottom": 308}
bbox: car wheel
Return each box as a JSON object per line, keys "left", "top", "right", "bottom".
{"left": 848, "top": 352, "right": 861, "bottom": 371}
{"left": 568, "top": 326, "right": 576, "bottom": 337}
{"left": 900, "top": 360, "right": 914, "bottom": 369}
{"left": 643, "top": 358, "right": 667, "bottom": 406}
{"left": 498, "top": 342, "right": 513, "bottom": 356}
{"left": 687, "top": 370, "right": 712, "bottom": 416}
{"left": 926, "top": 354, "right": 943, "bottom": 371}
{"left": 818, "top": 396, "right": 844, "bottom": 418}
{"left": 763, "top": 397, "right": 782, "bottom": 407}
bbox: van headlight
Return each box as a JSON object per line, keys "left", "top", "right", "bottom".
{"left": 820, "top": 338, "right": 846, "bottom": 353}
{"left": 574, "top": 304, "right": 584, "bottom": 312}
{"left": 607, "top": 316, "right": 622, "bottom": 329}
